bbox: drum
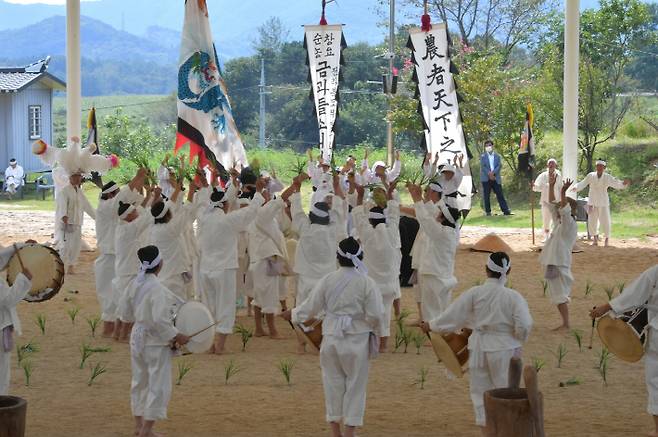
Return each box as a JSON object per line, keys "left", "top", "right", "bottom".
{"left": 294, "top": 319, "right": 323, "bottom": 352}
{"left": 428, "top": 329, "right": 471, "bottom": 378}
{"left": 174, "top": 301, "right": 215, "bottom": 354}
{"left": 6, "top": 244, "right": 64, "bottom": 303}
{"left": 597, "top": 307, "right": 647, "bottom": 363}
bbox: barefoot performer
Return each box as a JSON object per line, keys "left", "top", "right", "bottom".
{"left": 282, "top": 237, "right": 385, "bottom": 437}
{"left": 0, "top": 244, "right": 32, "bottom": 395}
{"left": 421, "top": 252, "right": 532, "bottom": 434}
{"left": 539, "top": 177, "right": 577, "bottom": 331}
{"left": 591, "top": 264, "right": 658, "bottom": 437}
{"left": 118, "top": 245, "right": 190, "bottom": 437}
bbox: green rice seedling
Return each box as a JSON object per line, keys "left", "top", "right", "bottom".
{"left": 617, "top": 282, "right": 625, "bottom": 295}
{"left": 532, "top": 357, "right": 546, "bottom": 373}
{"left": 176, "top": 360, "right": 193, "bottom": 386}
{"left": 412, "top": 331, "right": 426, "bottom": 354}
{"left": 87, "top": 362, "right": 108, "bottom": 386}
{"left": 553, "top": 343, "right": 568, "bottom": 368}
{"left": 21, "top": 360, "right": 33, "bottom": 386}
{"left": 277, "top": 359, "right": 295, "bottom": 386}
{"left": 559, "top": 376, "right": 582, "bottom": 387}
{"left": 598, "top": 349, "right": 611, "bottom": 386}
{"left": 393, "top": 331, "right": 405, "bottom": 353}
{"left": 412, "top": 367, "right": 429, "bottom": 389}
{"left": 540, "top": 279, "right": 548, "bottom": 297}
{"left": 584, "top": 280, "right": 594, "bottom": 297}
{"left": 16, "top": 341, "right": 39, "bottom": 366}
{"left": 234, "top": 324, "right": 253, "bottom": 352}
{"left": 402, "top": 329, "right": 413, "bottom": 353}
{"left": 399, "top": 164, "right": 429, "bottom": 186}
{"left": 224, "top": 359, "right": 241, "bottom": 385}
{"left": 79, "top": 344, "right": 111, "bottom": 369}
{"left": 86, "top": 315, "right": 101, "bottom": 337}
{"left": 287, "top": 156, "right": 307, "bottom": 177}
{"left": 67, "top": 307, "right": 80, "bottom": 325}
{"left": 604, "top": 286, "right": 615, "bottom": 300}
{"left": 35, "top": 314, "right": 46, "bottom": 335}
{"left": 571, "top": 329, "right": 584, "bottom": 352}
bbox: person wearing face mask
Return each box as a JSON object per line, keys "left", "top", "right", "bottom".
{"left": 479, "top": 140, "right": 512, "bottom": 216}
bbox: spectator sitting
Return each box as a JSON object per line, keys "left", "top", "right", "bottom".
{"left": 4, "top": 159, "right": 25, "bottom": 199}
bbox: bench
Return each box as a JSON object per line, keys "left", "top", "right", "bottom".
{"left": 36, "top": 173, "right": 55, "bottom": 200}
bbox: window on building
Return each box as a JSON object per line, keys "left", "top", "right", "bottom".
{"left": 29, "top": 105, "right": 42, "bottom": 139}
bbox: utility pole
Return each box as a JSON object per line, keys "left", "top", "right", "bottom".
{"left": 259, "top": 57, "right": 267, "bottom": 148}
{"left": 386, "top": 0, "right": 395, "bottom": 167}
{"left": 66, "top": 0, "right": 81, "bottom": 142}
{"left": 563, "top": 0, "right": 579, "bottom": 194}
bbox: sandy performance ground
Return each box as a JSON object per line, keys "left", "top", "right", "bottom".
{"left": 1, "top": 210, "right": 656, "bottom": 436}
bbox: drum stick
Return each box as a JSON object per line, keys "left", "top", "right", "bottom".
{"left": 188, "top": 321, "right": 221, "bottom": 339}
{"left": 588, "top": 310, "right": 596, "bottom": 349}
{"left": 12, "top": 243, "right": 25, "bottom": 271}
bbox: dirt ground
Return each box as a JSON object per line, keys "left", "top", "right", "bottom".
{"left": 1, "top": 210, "right": 656, "bottom": 437}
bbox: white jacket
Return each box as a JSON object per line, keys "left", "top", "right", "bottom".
{"left": 539, "top": 204, "right": 577, "bottom": 268}
{"left": 58, "top": 185, "right": 95, "bottom": 226}
{"left": 115, "top": 208, "right": 153, "bottom": 277}
{"left": 610, "top": 265, "right": 658, "bottom": 331}
{"left": 414, "top": 201, "right": 457, "bottom": 281}
{"left": 574, "top": 172, "right": 626, "bottom": 207}
{"left": 533, "top": 170, "right": 563, "bottom": 204}
{"left": 247, "top": 197, "right": 287, "bottom": 262}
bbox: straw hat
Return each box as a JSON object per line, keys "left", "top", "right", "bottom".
{"left": 472, "top": 233, "right": 513, "bottom": 253}
{"left": 428, "top": 331, "right": 470, "bottom": 378}
{"left": 596, "top": 315, "right": 644, "bottom": 363}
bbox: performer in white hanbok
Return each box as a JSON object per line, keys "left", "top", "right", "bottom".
{"left": 197, "top": 179, "right": 264, "bottom": 354}
{"left": 591, "top": 264, "right": 658, "bottom": 437}
{"left": 533, "top": 158, "right": 563, "bottom": 242}
{"left": 360, "top": 149, "right": 401, "bottom": 185}
{"left": 307, "top": 149, "right": 334, "bottom": 206}
{"left": 423, "top": 153, "right": 465, "bottom": 210}
{"left": 539, "top": 176, "right": 577, "bottom": 330}
{"left": 3, "top": 159, "right": 24, "bottom": 198}
{"left": 421, "top": 252, "right": 532, "bottom": 433}
{"left": 118, "top": 245, "right": 190, "bottom": 437}
{"left": 58, "top": 172, "right": 96, "bottom": 274}
{"left": 407, "top": 182, "right": 459, "bottom": 322}
{"left": 114, "top": 187, "right": 156, "bottom": 341}
{"left": 282, "top": 237, "right": 385, "bottom": 437}
{"left": 248, "top": 186, "right": 288, "bottom": 339}
{"left": 353, "top": 181, "right": 400, "bottom": 352}
{"left": 0, "top": 244, "right": 32, "bottom": 395}
{"left": 573, "top": 160, "right": 629, "bottom": 246}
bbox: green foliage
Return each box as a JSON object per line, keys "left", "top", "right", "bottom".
{"left": 35, "top": 314, "right": 46, "bottom": 335}
{"left": 553, "top": 343, "right": 568, "bottom": 368}
{"left": 277, "top": 359, "right": 295, "bottom": 386}
{"left": 598, "top": 347, "right": 613, "bottom": 386}
{"left": 604, "top": 286, "right": 616, "bottom": 301}
{"left": 79, "top": 343, "right": 111, "bottom": 369}
{"left": 176, "top": 360, "right": 193, "bottom": 386}
{"left": 67, "top": 307, "right": 80, "bottom": 325}
{"left": 224, "top": 360, "right": 242, "bottom": 385}
{"left": 88, "top": 362, "right": 108, "bottom": 386}
{"left": 532, "top": 357, "right": 546, "bottom": 373}
{"left": 571, "top": 329, "right": 584, "bottom": 352}
{"left": 559, "top": 377, "right": 583, "bottom": 387}
{"left": 16, "top": 341, "right": 39, "bottom": 367}
{"left": 540, "top": 279, "right": 548, "bottom": 297}
{"left": 412, "top": 367, "right": 429, "bottom": 390}
{"left": 411, "top": 330, "right": 426, "bottom": 355}
{"left": 86, "top": 316, "right": 102, "bottom": 338}
{"left": 234, "top": 324, "right": 254, "bottom": 352}
{"left": 585, "top": 280, "right": 594, "bottom": 297}
{"left": 21, "top": 360, "right": 33, "bottom": 386}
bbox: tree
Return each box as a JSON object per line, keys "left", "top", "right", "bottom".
{"left": 253, "top": 17, "right": 290, "bottom": 59}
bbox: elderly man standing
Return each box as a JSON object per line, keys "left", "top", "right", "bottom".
{"left": 533, "top": 158, "right": 563, "bottom": 242}
{"left": 4, "top": 159, "right": 24, "bottom": 199}
{"left": 479, "top": 140, "right": 512, "bottom": 216}
{"left": 573, "top": 160, "right": 629, "bottom": 247}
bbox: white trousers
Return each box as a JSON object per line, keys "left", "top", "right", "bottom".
{"left": 200, "top": 269, "right": 237, "bottom": 334}
{"left": 279, "top": 275, "right": 291, "bottom": 302}
{"left": 250, "top": 260, "right": 280, "bottom": 314}
{"left": 237, "top": 257, "right": 253, "bottom": 299}
{"left": 420, "top": 274, "right": 454, "bottom": 322}
{"left": 113, "top": 275, "right": 134, "bottom": 320}
{"left": 0, "top": 345, "right": 10, "bottom": 395}
{"left": 377, "top": 283, "right": 397, "bottom": 338}
{"left": 469, "top": 349, "right": 516, "bottom": 426}
{"left": 130, "top": 344, "right": 172, "bottom": 421}
{"left": 59, "top": 225, "right": 82, "bottom": 267}
{"left": 320, "top": 333, "right": 370, "bottom": 427}
{"left": 94, "top": 253, "right": 116, "bottom": 321}
{"left": 540, "top": 202, "right": 554, "bottom": 233}
{"left": 588, "top": 205, "right": 611, "bottom": 238}
{"left": 547, "top": 266, "right": 573, "bottom": 305}
{"left": 645, "top": 330, "right": 658, "bottom": 415}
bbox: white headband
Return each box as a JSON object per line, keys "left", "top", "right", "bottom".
{"left": 487, "top": 254, "right": 511, "bottom": 285}
{"left": 119, "top": 204, "right": 136, "bottom": 220}
{"left": 337, "top": 246, "right": 368, "bottom": 276}
{"left": 368, "top": 211, "right": 387, "bottom": 221}
{"left": 154, "top": 202, "right": 170, "bottom": 220}
{"left": 101, "top": 184, "right": 120, "bottom": 195}
{"left": 429, "top": 182, "right": 443, "bottom": 193}
{"left": 136, "top": 253, "right": 162, "bottom": 285}
{"left": 547, "top": 158, "right": 557, "bottom": 166}
{"left": 210, "top": 199, "right": 225, "bottom": 208}
{"left": 311, "top": 204, "right": 330, "bottom": 218}
{"left": 238, "top": 197, "right": 250, "bottom": 206}
{"left": 596, "top": 160, "right": 606, "bottom": 166}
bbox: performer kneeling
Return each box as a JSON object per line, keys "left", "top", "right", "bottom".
{"left": 118, "top": 245, "right": 190, "bottom": 437}
{"left": 591, "top": 264, "right": 658, "bottom": 437}
{"left": 0, "top": 244, "right": 32, "bottom": 395}
{"left": 421, "top": 252, "right": 532, "bottom": 435}
{"left": 282, "top": 237, "right": 384, "bottom": 437}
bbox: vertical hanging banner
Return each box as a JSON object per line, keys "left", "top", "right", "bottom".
{"left": 176, "top": 0, "right": 248, "bottom": 175}
{"left": 304, "top": 24, "right": 346, "bottom": 162}
{"left": 408, "top": 23, "right": 473, "bottom": 211}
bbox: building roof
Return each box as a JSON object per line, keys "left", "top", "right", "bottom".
{"left": 0, "top": 57, "right": 66, "bottom": 94}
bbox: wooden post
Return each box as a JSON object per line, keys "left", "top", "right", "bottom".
{"left": 530, "top": 188, "right": 536, "bottom": 246}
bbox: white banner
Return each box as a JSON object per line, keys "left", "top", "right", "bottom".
{"left": 304, "top": 24, "right": 345, "bottom": 162}
{"left": 409, "top": 24, "right": 472, "bottom": 210}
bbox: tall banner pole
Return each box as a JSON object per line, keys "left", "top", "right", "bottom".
{"left": 530, "top": 177, "right": 536, "bottom": 246}
{"left": 66, "top": 0, "right": 81, "bottom": 142}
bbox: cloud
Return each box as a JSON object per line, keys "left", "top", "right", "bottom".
{"left": 4, "top": 0, "right": 98, "bottom": 4}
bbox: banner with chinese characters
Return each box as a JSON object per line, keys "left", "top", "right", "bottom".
{"left": 304, "top": 24, "right": 346, "bottom": 161}
{"left": 408, "top": 23, "right": 473, "bottom": 211}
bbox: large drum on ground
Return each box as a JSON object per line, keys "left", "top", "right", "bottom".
{"left": 6, "top": 244, "right": 64, "bottom": 303}
{"left": 174, "top": 301, "right": 215, "bottom": 354}
{"left": 597, "top": 307, "right": 647, "bottom": 362}
{"left": 428, "top": 329, "right": 471, "bottom": 377}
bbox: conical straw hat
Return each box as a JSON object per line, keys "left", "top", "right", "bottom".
{"left": 596, "top": 315, "right": 644, "bottom": 363}
{"left": 472, "top": 233, "right": 513, "bottom": 253}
